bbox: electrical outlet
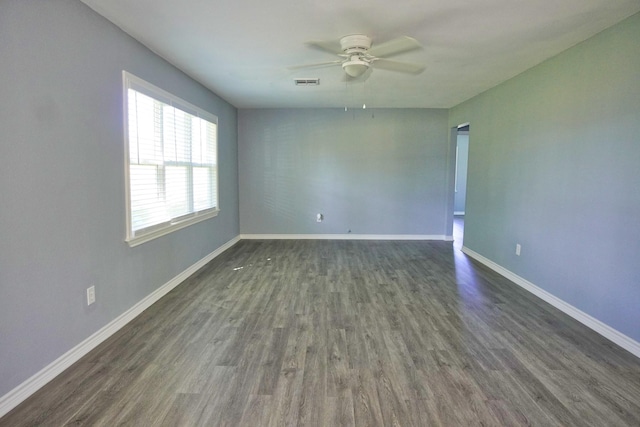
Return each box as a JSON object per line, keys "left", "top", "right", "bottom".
{"left": 316, "top": 213, "right": 323, "bottom": 222}
{"left": 515, "top": 244, "right": 521, "bottom": 256}
{"left": 87, "top": 286, "right": 96, "bottom": 305}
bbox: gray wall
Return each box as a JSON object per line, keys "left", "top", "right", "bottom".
{"left": 239, "top": 108, "right": 450, "bottom": 236}
{"left": 0, "top": 0, "right": 239, "bottom": 396}
{"left": 454, "top": 133, "right": 469, "bottom": 214}
{"left": 449, "top": 13, "right": 640, "bottom": 342}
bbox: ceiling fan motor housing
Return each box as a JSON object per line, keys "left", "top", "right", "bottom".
{"left": 340, "top": 34, "right": 372, "bottom": 53}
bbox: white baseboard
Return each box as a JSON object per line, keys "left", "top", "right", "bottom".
{"left": 461, "top": 246, "right": 640, "bottom": 359}
{"left": 0, "top": 235, "right": 241, "bottom": 419}
{"left": 240, "top": 234, "right": 451, "bottom": 241}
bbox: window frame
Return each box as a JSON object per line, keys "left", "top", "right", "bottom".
{"left": 123, "top": 71, "right": 219, "bottom": 247}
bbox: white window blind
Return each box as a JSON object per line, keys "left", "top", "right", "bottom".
{"left": 123, "top": 72, "right": 219, "bottom": 246}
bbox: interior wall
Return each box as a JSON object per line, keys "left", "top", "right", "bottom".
{"left": 449, "top": 12, "right": 640, "bottom": 342}
{"left": 0, "top": 0, "right": 239, "bottom": 397}
{"left": 238, "top": 108, "right": 450, "bottom": 236}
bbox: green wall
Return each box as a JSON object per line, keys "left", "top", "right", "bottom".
{"left": 449, "top": 13, "right": 640, "bottom": 341}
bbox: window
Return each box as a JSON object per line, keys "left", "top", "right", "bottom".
{"left": 123, "top": 71, "right": 219, "bottom": 246}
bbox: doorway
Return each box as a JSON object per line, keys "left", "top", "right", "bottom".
{"left": 452, "top": 124, "right": 469, "bottom": 248}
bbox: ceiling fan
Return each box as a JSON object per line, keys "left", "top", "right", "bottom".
{"left": 290, "top": 34, "right": 425, "bottom": 79}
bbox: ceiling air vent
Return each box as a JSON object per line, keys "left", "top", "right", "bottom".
{"left": 294, "top": 78, "right": 320, "bottom": 86}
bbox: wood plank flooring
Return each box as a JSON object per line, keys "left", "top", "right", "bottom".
{"left": 2, "top": 239, "right": 640, "bottom": 426}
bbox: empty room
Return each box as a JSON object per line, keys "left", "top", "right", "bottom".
{"left": 1, "top": 0, "right": 640, "bottom": 425}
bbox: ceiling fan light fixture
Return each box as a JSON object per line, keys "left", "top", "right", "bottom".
{"left": 342, "top": 59, "right": 369, "bottom": 77}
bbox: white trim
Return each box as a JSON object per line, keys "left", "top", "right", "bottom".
{"left": 126, "top": 209, "right": 219, "bottom": 247}
{"left": 454, "top": 211, "right": 465, "bottom": 216}
{"left": 0, "top": 236, "right": 240, "bottom": 419}
{"left": 240, "top": 234, "right": 450, "bottom": 241}
{"left": 461, "top": 246, "right": 640, "bottom": 359}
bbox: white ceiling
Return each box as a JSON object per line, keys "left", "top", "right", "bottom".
{"left": 81, "top": 0, "right": 640, "bottom": 109}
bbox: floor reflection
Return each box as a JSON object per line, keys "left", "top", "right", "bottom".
{"left": 453, "top": 215, "right": 464, "bottom": 250}
{"left": 452, "top": 215, "right": 484, "bottom": 303}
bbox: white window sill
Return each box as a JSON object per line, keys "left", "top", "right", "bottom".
{"left": 126, "top": 209, "right": 219, "bottom": 247}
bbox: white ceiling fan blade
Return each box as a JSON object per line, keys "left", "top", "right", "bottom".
{"left": 288, "top": 60, "right": 342, "bottom": 70}
{"left": 372, "top": 58, "right": 425, "bottom": 74}
{"left": 306, "top": 40, "right": 343, "bottom": 55}
{"left": 367, "top": 36, "right": 422, "bottom": 58}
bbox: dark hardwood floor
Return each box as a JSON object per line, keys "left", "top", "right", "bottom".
{"left": 2, "top": 238, "right": 640, "bottom": 426}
